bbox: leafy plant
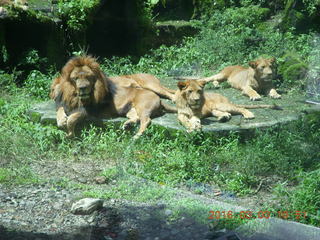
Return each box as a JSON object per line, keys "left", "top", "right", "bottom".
{"left": 57, "top": 0, "right": 100, "bottom": 31}
{"left": 24, "top": 70, "right": 51, "bottom": 99}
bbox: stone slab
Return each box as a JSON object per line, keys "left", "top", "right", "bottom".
{"left": 28, "top": 86, "right": 320, "bottom": 133}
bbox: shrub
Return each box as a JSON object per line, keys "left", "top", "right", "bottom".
{"left": 24, "top": 70, "right": 51, "bottom": 99}
{"left": 57, "top": 0, "right": 100, "bottom": 31}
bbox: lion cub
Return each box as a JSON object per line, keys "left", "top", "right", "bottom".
{"left": 175, "top": 80, "right": 280, "bottom": 131}
{"left": 197, "top": 58, "right": 281, "bottom": 101}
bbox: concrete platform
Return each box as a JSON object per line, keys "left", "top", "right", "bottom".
{"left": 28, "top": 84, "right": 320, "bottom": 133}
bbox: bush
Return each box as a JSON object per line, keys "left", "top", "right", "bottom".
{"left": 282, "top": 63, "right": 308, "bottom": 88}
{"left": 105, "top": 5, "right": 311, "bottom": 80}
{"left": 24, "top": 70, "right": 51, "bottom": 99}
{"left": 57, "top": 0, "right": 100, "bottom": 31}
{"left": 278, "top": 53, "right": 308, "bottom": 89}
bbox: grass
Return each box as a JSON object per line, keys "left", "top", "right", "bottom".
{"left": 1, "top": 83, "right": 320, "bottom": 227}
{"left": 1, "top": 3, "right": 320, "bottom": 228}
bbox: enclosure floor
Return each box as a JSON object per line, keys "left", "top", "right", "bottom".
{"left": 29, "top": 78, "right": 320, "bottom": 132}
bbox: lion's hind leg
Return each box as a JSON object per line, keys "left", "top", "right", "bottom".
{"left": 132, "top": 91, "right": 161, "bottom": 139}
{"left": 123, "top": 108, "right": 139, "bottom": 130}
{"left": 197, "top": 72, "right": 227, "bottom": 88}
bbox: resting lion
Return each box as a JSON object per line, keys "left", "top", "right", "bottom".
{"left": 50, "top": 55, "right": 176, "bottom": 138}
{"left": 192, "top": 58, "right": 281, "bottom": 101}
{"left": 175, "top": 80, "right": 281, "bottom": 131}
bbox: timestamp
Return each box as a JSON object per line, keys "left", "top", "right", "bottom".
{"left": 208, "top": 210, "right": 307, "bottom": 220}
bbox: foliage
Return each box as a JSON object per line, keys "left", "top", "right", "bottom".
{"left": 24, "top": 70, "right": 51, "bottom": 99}
{"left": 273, "top": 169, "right": 320, "bottom": 226}
{"left": 290, "top": 169, "right": 320, "bottom": 225}
{"left": 57, "top": 0, "right": 100, "bottom": 31}
{"left": 19, "top": 49, "right": 47, "bottom": 67}
{"left": 1, "top": 1, "right": 320, "bottom": 228}
{"left": 302, "top": 0, "right": 320, "bottom": 16}
{"left": 101, "top": 5, "right": 312, "bottom": 90}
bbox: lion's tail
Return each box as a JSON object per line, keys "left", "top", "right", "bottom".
{"left": 236, "top": 104, "right": 282, "bottom": 110}
{"left": 160, "top": 100, "right": 177, "bottom": 113}
{"left": 175, "top": 75, "right": 218, "bottom": 83}
{"left": 175, "top": 76, "right": 201, "bottom": 81}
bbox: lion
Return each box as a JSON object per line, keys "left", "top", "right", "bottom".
{"left": 50, "top": 55, "right": 176, "bottom": 138}
{"left": 188, "top": 58, "right": 281, "bottom": 101}
{"left": 108, "top": 73, "right": 176, "bottom": 101}
{"left": 175, "top": 80, "right": 281, "bottom": 131}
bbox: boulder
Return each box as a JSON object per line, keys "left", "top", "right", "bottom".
{"left": 71, "top": 198, "right": 103, "bottom": 215}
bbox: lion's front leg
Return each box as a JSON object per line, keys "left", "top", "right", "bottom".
{"left": 211, "top": 110, "right": 232, "bottom": 122}
{"left": 178, "top": 114, "right": 201, "bottom": 132}
{"left": 268, "top": 88, "right": 281, "bottom": 99}
{"left": 56, "top": 107, "right": 68, "bottom": 129}
{"left": 66, "top": 111, "right": 87, "bottom": 138}
{"left": 241, "top": 86, "right": 262, "bottom": 101}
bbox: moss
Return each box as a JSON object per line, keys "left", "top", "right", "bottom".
{"left": 283, "top": 63, "right": 308, "bottom": 87}
{"left": 278, "top": 53, "right": 308, "bottom": 89}
{"left": 278, "top": 53, "right": 301, "bottom": 76}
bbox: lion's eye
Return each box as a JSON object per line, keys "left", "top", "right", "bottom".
{"left": 87, "top": 75, "right": 95, "bottom": 81}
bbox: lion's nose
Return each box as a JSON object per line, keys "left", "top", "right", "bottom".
{"left": 79, "top": 85, "right": 89, "bottom": 93}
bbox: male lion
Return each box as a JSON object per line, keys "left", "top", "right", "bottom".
{"left": 175, "top": 80, "right": 280, "bottom": 131}
{"left": 194, "top": 58, "right": 281, "bottom": 101}
{"left": 50, "top": 55, "right": 176, "bottom": 138}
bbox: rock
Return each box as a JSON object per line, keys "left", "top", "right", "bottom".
{"left": 94, "top": 176, "right": 107, "bottom": 184}
{"left": 164, "top": 209, "right": 173, "bottom": 216}
{"left": 71, "top": 198, "right": 103, "bottom": 215}
{"left": 77, "top": 177, "right": 87, "bottom": 184}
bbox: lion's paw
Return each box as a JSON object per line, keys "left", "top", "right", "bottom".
{"left": 212, "top": 81, "right": 220, "bottom": 88}
{"left": 270, "top": 93, "right": 281, "bottom": 99}
{"left": 218, "top": 113, "right": 232, "bottom": 122}
{"left": 190, "top": 117, "right": 202, "bottom": 130}
{"left": 243, "top": 112, "right": 255, "bottom": 119}
{"left": 57, "top": 117, "right": 68, "bottom": 129}
{"left": 249, "top": 95, "right": 262, "bottom": 101}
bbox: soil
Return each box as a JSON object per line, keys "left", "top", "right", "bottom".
{"left": 0, "top": 157, "right": 279, "bottom": 240}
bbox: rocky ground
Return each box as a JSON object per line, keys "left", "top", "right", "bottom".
{"left": 1, "top": 155, "right": 318, "bottom": 240}
{"left": 0, "top": 182, "right": 229, "bottom": 240}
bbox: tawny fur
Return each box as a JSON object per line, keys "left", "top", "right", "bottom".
{"left": 175, "top": 80, "right": 280, "bottom": 132}
{"left": 111, "top": 73, "right": 176, "bottom": 101}
{"left": 50, "top": 56, "right": 176, "bottom": 138}
{"left": 187, "top": 58, "right": 281, "bottom": 101}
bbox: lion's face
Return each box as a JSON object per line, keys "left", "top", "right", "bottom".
{"left": 69, "top": 66, "right": 97, "bottom": 100}
{"left": 249, "top": 58, "right": 275, "bottom": 81}
{"left": 177, "top": 80, "right": 206, "bottom": 109}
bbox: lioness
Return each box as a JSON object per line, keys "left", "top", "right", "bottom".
{"left": 175, "top": 80, "right": 280, "bottom": 131}
{"left": 50, "top": 56, "right": 176, "bottom": 138}
{"left": 195, "top": 58, "right": 281, "bottom": 101}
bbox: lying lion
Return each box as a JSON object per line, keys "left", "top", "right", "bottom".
{"left": 175, "top": 80, "right": 281, "bottom": 131}
{"left": 50, "top": 55, "right": 176, "bottom": 138}
{"left": 190, "top": 58, "right": 281, "bottom": 101}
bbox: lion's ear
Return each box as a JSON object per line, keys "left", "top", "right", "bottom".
{"left": 249, "top": 61, "right": 258, "bottom": 68}
{"left": 177, "top": 81, "right": 188, "bottom": 90}
{"left": 268, "top": 57, "right": 276, "bottom": 64}
{"left": 197, "top": 80, "right": 207, "bottom": 88}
